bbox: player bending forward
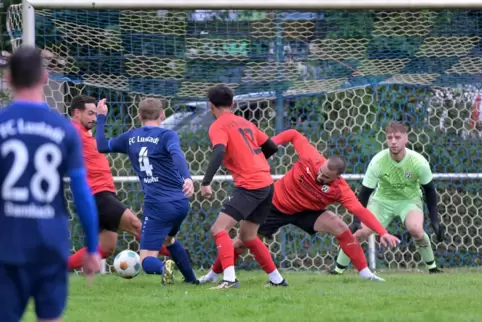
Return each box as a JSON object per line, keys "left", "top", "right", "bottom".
{"left": 200, "top": 129, "right": 400, "bottom": 284}
{"left": 334, "top": 121, "right": 444, "bottom": 274}
{"left": 96, "top": 98, "right": 198, "bottom": 284}
{"left": 201, "top": 85, "right": 286, "bottom": 289}
{"left": 68, "top": 96, "right": 173, "bottom": 270}
{"left": 0, "top": 46, "right": 101, "bottom": 322}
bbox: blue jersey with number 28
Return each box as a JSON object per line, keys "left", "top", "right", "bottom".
{"left": 0, "top": 101, "right": 86, "bottom": 264}
{"left": 97, "top": 123, "right": 189, "bottom": 203}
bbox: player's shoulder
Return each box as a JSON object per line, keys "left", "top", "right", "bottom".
{"left": 370, "top": 149, "right": 391, "bottom": 164}
{"left": 406, "top": 148, "right": 430, "bottom": 166}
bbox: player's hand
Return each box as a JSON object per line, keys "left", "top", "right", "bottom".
{"left": 379, "top": 233, "right": 400, "bottom": 248}
{"left": 183, "top": 178, "right": 194, "bottom": 198}
{"left": 431, "top": 221, "right": 445, "bottom": 243}
{"left": 201, "top": 185, "right": 212, "bottom": 199}
{"left": 82, "top": 252, "right": 101, "bottom": 285}
{"left": 96, "top": 98, "right": 108, "bottom": 116}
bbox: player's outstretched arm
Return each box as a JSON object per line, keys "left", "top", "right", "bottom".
{"left": 272, "top": 129, "right": 319, "bottom": 159}
{"left": 339, "top": 182, "right": 399, "bottom": 247}
{"left": 165, "top": 131, "right": 194, "bottom": 197}
{"left": 351, "top": 185, "right": 375, "bottom": 231}
{"left": 93, "top": 98, "right": 129, "bottom": 154}
{"left": 351, "top": 157, "right": 380, "bottom": 231}
{"left": 66, "top": 128, "right": 101, "bottom": 278}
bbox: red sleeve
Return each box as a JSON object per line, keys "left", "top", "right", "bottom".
{"left": 338, "top": 181, "right": 388, "bottom": 236}
{"left": 255, "top": 126, "right": 269, "bottom": 146}
{"left": 272, "top": 129, "right": 320, "bottom": 160}
{"left": 208, "top": 122, "right": 228, "bottom": 147}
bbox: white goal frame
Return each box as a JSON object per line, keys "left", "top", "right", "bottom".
{"left": 20, "top": 0, "right": 482, "bottom": 272}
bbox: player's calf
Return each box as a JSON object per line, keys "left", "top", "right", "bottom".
{"left": 238, "top": 221, "right": 286, "bottom": 286}
{"left": 140, "top": 250, "right": 175, "bottom": 284}
{"left": 210, "top": 212, "right": 239, "bottom": 283}
{"left": 405, "top": 210, "right": 440, "bottom": 272}
{"left": 68, "top": 230, "right": 114, "bottom": 270}
{"left": 200, "top": 238, "right": 247, "bottom": 284}
{"left": 164, "top": 236, "right": 198, "bottom": 284}
{"left": 333, "top": 225, "right": 377, "bottom": 278}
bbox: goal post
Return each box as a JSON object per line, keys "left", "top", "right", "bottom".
{"left": 12, "top": 1, "right": 482, "bottom": 273}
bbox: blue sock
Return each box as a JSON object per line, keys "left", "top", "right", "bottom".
{"left": 142, "top": 256, "right": 164, "bottom": 275}
{"left": 167, "top": 240, "right": 197, "bottom": 283}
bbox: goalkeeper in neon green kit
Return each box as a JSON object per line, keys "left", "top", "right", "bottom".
{"left": 334, "top": 121, "right": 444, "bottom": 274}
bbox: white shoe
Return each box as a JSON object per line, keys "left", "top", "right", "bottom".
{"left": 198, "top": 273, "right": 219, "bottom": 284}
{"left": 362, "top": 273, "right": 385, "bottom": 282}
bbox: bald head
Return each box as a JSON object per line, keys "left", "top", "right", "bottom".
{"left": 316, "top": 155, "right": 346, "bottom": 185}
{"left": 8, "top": 46, "right": 44, "bottom": 90}
{"left": 327, "top": 155, "right": 347, "bottom": 175}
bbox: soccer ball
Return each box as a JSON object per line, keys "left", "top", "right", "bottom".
{"left": 113, "top": 250, "right": 141, "bottom": 279}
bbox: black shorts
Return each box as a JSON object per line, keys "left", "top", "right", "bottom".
{"left": 221, "top": 184, "right": 274, "bottom": 224}
{"left": 257, "top": 205, "right": 326, "bottom": 237}
{"left": 94, "top": 191, "right": 127, "bottom": 232}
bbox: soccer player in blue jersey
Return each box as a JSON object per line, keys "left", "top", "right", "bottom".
{"left": 95, "top": 97, "right": 198, "bottom": 284}
{"left": 0, "top": 46, "right": 100, "bottom": 322}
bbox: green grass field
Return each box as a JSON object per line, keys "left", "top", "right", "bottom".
{"left": 22, "top": 270, "right": 482, "bottom": 322}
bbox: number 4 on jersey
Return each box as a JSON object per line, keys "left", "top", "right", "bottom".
{"left": 138, "top": 147, "right": 153, "bottom": 177}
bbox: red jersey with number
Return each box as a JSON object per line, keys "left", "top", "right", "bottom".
{"left": 72, "top": 120, "right": 116, "bottom": 194}
{"left": 208, "top": 112, "right": 273, "bottom": 189}
{"left": 271, "top": 130, "right": 388, "bottom": 236}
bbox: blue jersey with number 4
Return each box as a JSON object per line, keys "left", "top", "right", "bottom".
{"left": 95, "top": 116, "right": 191, "bottom": 203}
{"left": 0, "top": 101, "right": 86, "bottom": 264}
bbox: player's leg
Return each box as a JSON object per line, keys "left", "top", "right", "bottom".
{"left": 32, "top": 260, "right": 68, "bottom": 322}
{"left": 400, "top": 203, "right": 442, "bottom": 274}
{"left": 0, "top": 263, "right": 31, "bottom": 322}
{"left": 238, "top": 185, "right": 287, "bottom": 286}
{"left": 162, "top": 199, "right": 198, "bottom": 284}
{"left": 209, "top": 211, "right": 238, "bottom": 287}
{"left": 139, "top": 214, "right": 175, "bottom": 284}
{"left": 334, "top": 199, "right": 393, "bottom": 274}
{"left": 309, "top": 211, "right": 383, "bottom": 281}
{"left": 201, "top": 206, "right": 288, "bottom": 284}
{"left": 200, "top": 237, "right": 247, "bottom": 284}
{"left": 121, "top": 207, "right": 172, "bottom": 256}
{"left": 238, "top": 220, "right": 286, "bottom": 286}
{"left": 111, "top": 192, "right": 171, "bottom": 258}
{"left": 68, "top": 192, "right": 121, "bottom": 270}
{"left": 209, "top": 186, "right": 260, "bottom": 288}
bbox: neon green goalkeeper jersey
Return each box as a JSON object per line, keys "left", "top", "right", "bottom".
{"left": 362, "top": 148, "right": 433, "bottom": 201}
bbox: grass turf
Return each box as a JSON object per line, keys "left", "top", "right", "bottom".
{"left": 22, "top": 270, "right": 482, "bottom": 322}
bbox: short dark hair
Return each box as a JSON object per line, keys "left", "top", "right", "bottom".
{"left": 207, "top": 85, "right": 234, "bottom": 108}
{"left": 385, "top": 120, "right": 407, "bottom": 134}
{"left": 327, "top": 155, "right": 346, "bottom": 175}
{"left": 139, "top": 98, "right": 163, "bottom": 121}
{"left": 8, "top": 46, "right": 44, "bottom": 89}
{"left": 71, "top": 95, "right": 97, "bottom": 112}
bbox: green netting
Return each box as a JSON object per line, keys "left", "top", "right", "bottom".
{"left": 6, "top": 7, "right": 482, "bottom": 270}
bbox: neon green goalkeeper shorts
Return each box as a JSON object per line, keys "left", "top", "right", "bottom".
{"left": 367, "top": 198, "right": 424, "bottom": 229}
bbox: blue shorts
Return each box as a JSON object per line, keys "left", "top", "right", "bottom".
{"left": 140, "top": 198, "right": 189, "bottom": 251}
{"left": 0, "top": 261, "right": 67, "bottom": 321}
